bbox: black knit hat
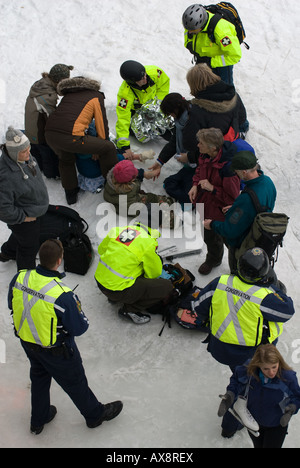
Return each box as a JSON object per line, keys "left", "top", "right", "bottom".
{"left": 49, "top": 64, "right": 74, "bottom": 83}
{"left": 231, "top": 151, "right": 258, "bottom": 170}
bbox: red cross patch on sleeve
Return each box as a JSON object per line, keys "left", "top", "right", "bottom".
{"left": 118, "top": 98, "right": 128, "bottom": 109}
{"left": 220, "top": 36, "right": 232, "bottom": 47}
{"left": 157, "top": 69, "right": 162, "bottom": 78}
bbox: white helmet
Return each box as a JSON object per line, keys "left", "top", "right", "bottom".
{"left": 182, "top": 4, "right": 208, "bottom": 30}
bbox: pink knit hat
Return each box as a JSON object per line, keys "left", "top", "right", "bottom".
{"left": 113, "top": 160, "right": 138, "bottom": 183}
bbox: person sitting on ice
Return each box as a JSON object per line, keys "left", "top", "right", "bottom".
{"left": 103, "top": 159, "right": 176, "bottom": 229}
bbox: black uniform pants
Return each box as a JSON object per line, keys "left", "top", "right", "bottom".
{"left": 21, "top": 340, "right": 104, "bottom": 428}
{"left": 1, "top": 218, "right": 41, "bottom": 270}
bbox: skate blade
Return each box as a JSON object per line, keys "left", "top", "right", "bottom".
{"left": 229, "top": 409, "right": 260, "bottom": 437}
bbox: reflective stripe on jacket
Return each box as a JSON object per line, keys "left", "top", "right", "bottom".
{"left": 209, "top": 275, "right": 283, "bottom": 346}
{"left": 94, "top": 224, "right": 162, "bottom": 290}
{"left": 12, "top": 270, "right": 72, "bottom": 347}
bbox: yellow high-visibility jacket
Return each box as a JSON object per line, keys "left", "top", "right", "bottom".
{"left": 209, "top": 275, "right": 283, "bottom": 347}
{"left": 94, "top": 224, "right": 162, "bottom": 290}
{"left": 12, "top": 269, "right": 72, "bottom": 347}
{"left": 115, "top": 65, "right": 170, "bottom": 149}
{"left": 184, "top": 12, "right": 242, "bottom": 68}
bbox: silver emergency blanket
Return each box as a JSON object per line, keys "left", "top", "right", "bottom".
{"left": 131, "top": 98, "right": 174, "bottom": 143}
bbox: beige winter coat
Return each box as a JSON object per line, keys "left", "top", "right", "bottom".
{"left": 24, "top": 75, "right": 58, "bottom": 144}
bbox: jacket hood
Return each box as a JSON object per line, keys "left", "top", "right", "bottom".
{"left": 192, "top": 81, "right": 237, "bottom": 114}
{"left": 105, "top": 167, "right": 135, "bottom": 194}
{"left": 191, "top": 94, "right": 237, "bottom": 114}
{"left": 28, "top": 76, "right": 57, "bottom": 98}
{"left": 57, "top": 76, "right": 101, "bottom": 96}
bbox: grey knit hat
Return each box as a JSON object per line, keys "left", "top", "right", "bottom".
{"left": 5, "top": 126, "right": 30, "bottom": 162}
{"left": 49, "top": 64, "right": 74, "bottom": 84}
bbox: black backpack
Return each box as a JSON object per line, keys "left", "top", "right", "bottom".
{"left": 39, "top": 205, "right": 93, "bottom": 275}
{"left": 205, "top": 2, "right": 249, "bottom": 49}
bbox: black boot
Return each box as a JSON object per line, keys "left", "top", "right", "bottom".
{"left": 30, "top": 405, "right": 57, "bottom": 435}
{"left": 86, "top": 401, "right": 123, "bottom": 428}
{"left": 65, "top": 187, "right": 79, "bottom": 205}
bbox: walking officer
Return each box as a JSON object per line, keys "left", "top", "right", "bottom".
{"left": 8, "top": 239, "right": 123, "bottom": 434}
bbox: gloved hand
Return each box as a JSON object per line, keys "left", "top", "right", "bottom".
{"left": 217, "top": 391, "right": 235, "bottom": 417}
{"left": 196, "top": 56, "right": 211, "bottom": 66}
{"left": 280, "top": 404, "right": 296, "bottom": 427}
{"left": 159, "top": 269, "right": 173, "bottom": 280}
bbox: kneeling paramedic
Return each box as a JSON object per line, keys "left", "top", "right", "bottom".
{"left": 95, "top": 223, "right": 174, "bottom": 324}
{"left": 8, "top": 239, "right": 123, "bottom": 434}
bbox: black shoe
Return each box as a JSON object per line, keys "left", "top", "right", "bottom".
{"left": 118, "top": 307, "right": 151, "bottom": 324}
{"left": 198, "top": 261, "right": 221, "bottom": 275}
{"left": 30, "top": 405, "right": 57, "bottom": 435}
{"left": 65, "top": 187, "right": 79, "bottom": 205}
{"left": 87, "top": 401, "right": 123, "bottom": 428}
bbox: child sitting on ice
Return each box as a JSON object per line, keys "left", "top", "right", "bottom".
{"left": 103, "top": 159, "right": 175, "bottom": 228}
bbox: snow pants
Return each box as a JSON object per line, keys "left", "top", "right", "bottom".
{"left": 96, "top": 276, "right": 174, "bottom": 314}
{"left": 21, "top": 340, "right": 104, "bottom": 428}
{"left": 163, "top": 166, "right": 195, "bottom": 206}
{"left": 45, "top": 131, "right": 118, "bottom": 190}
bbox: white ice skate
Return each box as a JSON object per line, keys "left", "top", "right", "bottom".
{"left": 229, "top": 396, "right": 260, "bottom": 437}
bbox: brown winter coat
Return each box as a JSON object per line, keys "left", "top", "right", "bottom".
{"left": 45, "top": 76, "right": 109, "bottom": 139}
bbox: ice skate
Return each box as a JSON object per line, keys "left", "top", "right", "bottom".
{"left": 229, "top": 396, "right": 260, "bottom": 437}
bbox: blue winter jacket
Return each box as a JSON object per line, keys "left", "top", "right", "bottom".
{"left": 8, "top": 265, "right": 89, "bottom": 347}
{"left": 227, "top": 363, "right": 300, "bottom": 427}
{"left": 211, "top": 171, "right": 276, "bottom": 247}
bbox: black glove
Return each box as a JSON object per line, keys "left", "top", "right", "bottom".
{"left": 217, "top": 391, "right": 235, "bottom": 417}
{"left": 196, "top": 56, "right": 211, "bottom": 66}
{"left": 280, "top": 404, "right": 296, "bottom": 427}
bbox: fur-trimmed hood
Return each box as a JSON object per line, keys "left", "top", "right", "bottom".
{"left": 57, "top": 76, "right": 101, "bottom": 96}
{"left": 191, "top": 94, "right": 238, "bottom": 114}
{"left": 191, "top": 81, "right": 237, "bottom": 114}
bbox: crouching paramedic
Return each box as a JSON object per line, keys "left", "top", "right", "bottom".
{"left": 8, "top": 239, "right": 123, "bottom": 434}
{"left": 95, "top": 223, "right": 174, "bottom": 324}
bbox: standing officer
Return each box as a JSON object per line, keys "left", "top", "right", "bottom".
{"left": 182, "top": 4, "right": 242, "bottom": 85}
{"left": 8, "top": 239, "right": 123, "bottom": 434}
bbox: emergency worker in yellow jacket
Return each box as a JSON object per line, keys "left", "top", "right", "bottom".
{"left": 116, "top": 61, "right": 170, "bottom": 157}
{"left": 182, "top": 5, "right": 242, "bottom": 85}
{"left": 95, "top": 223, "right": 174, "bottom": 324}
{"left": 8, "top": 239, "right": 123, "bottom": 434}
{"left": 191, "top": 248, "right": 295, "bottom": 370}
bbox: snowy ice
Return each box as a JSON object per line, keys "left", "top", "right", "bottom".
{"left": 0, "top": 0, "right": 300, "bottom": 449}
